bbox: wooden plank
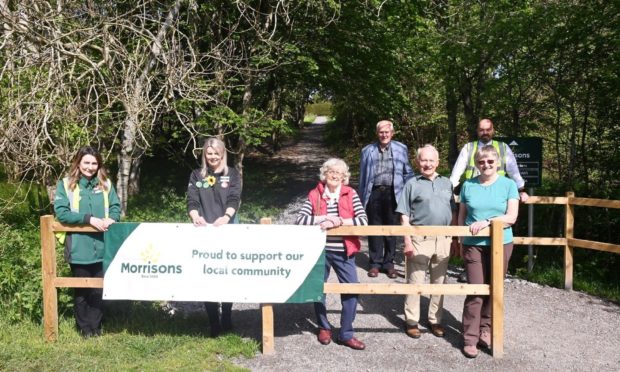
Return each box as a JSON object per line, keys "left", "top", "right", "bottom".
{"left": 40, "top": 215, "right": 59, "bottom": 342}
{"left": 524, "top": 196, "right": 568, "bottom": 205}
{"left": 323, "top": 283, "right": 490, "bottom": 296}
{"left": 490, "top": 220, "right": 504, "bottom": 358}
{"left": 261, "top": 304, "right": 275, "bottom": 355}
{"left": 259, "top": 218, "right": 275, "bottom": 355}
{"left": 54, "top": 277, "right": 104, "bottom": 288}
{"left": 52, "top": 221, "right": 99, "bottom": 233}
{"left": 564, "top": 192, "right": 575, "bottom": 290}
{"left": 569, "top": 197, "right": 620, "bottom": 209}
{"left": 513, "top": 237, "right": 566, "bottom": 246}
{"left": 568, "top": 238, "right": 620, "bottom": 254}
{"left": 327, "top": 225, "right": 487, "bottom": 237}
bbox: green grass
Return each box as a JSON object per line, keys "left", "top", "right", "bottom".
{"left": 0, "top": 302, "right": 258, "bottom": 371}
{"left": 516, "top": 265, "right": 620, "bottom": 303}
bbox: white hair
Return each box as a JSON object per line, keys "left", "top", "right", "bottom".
{"left": 319, "top": 158, "right": 350, "bottom": 185}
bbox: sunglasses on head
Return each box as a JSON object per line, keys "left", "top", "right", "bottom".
{"left": 477, "top": 159, "right": 495, "bottom": 166}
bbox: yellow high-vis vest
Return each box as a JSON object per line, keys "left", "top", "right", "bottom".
{"left": 55, "top": 177, "right": 110, "bottom": 244}
{"left": 463, "top": 140, "right": 507, "bottom": 179}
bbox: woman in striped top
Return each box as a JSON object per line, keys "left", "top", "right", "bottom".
{"left": 296, "top": 158, "right": 368, "bottom": 350}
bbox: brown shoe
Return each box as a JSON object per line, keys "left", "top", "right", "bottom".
{"left": 405, "top": 324, "right": 421, "bottom": 339}
{"left": 386, "top": 268, "right": 398, "bottom": 279}
{"left": 430, "top": 324, "right": 445, "bottom": 337}
{"left": 463, "top": 345, "right": 479, "bottom": 358}
{"left": 478, "top": 329, "right": 491, "bottom": 349}
{"left": 338, "top": 337, "right": 365, "bottom": 350}
{"left": 317, "top": 328, "right": 332, "bottom": 345}
{"left": 367, "top": 267, "right": 379, "bottom": 277}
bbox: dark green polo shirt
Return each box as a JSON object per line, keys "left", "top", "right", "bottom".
{"left": 396, "top": 174, "right": 456, "bottom": 226}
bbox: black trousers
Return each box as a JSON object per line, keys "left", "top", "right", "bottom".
{"left": 70, "top": 262, "right": 104, "bottom": 333}
{"left": 205, "top": 302, "right": 232, "bottom": 334}
{"left": 366, "top": 186, "right": 398, "bottom": 270}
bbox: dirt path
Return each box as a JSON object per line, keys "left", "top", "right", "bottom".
{"left": 230, "top": 120, "right": 620, "bottom": 371}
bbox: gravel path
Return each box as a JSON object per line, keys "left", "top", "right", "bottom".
{"left": 179, "top": 119, "right": 620, "bottom": 371}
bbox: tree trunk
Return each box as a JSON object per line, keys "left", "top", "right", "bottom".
{"left": 446, "top": 75, "right": 459, "bottom": 168}
{"left": 115, "top": 0, "right": 181, "bottom": 215}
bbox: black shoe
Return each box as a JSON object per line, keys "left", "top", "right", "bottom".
{"left": 209, "top": 322, "right": 222, "bottom": 337}
{"left": 222, "top": 319, "right": 233, "bottom": 332}
{"left": 457, "top": 271, "right": 468, "bottom": 283}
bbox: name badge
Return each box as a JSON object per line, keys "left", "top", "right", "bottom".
{"left": 220, "top": 176, "right": 230, "bottom": 188}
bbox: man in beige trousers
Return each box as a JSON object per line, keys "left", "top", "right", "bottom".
{"left": 396, "top": 144, "right": 458, "bottom": 338}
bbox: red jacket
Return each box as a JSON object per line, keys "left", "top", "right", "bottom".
{"left": 308, "top": 182, "right": 361, "bottom": 256}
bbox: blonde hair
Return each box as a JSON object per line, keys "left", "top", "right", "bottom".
{"left": 319, "top": 158, "right": 350, "bottom": 185}
{"left": 200, "top": 137, "right": 228, "bottom": 177}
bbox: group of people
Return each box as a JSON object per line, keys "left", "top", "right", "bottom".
{"left": 54, "top": 138, "right": 241, "bottom": 339}
{"left": 298, "top": 118, "right": 525, "bottom": 357}
{"left": 54, "top": 117, "right": 526, "bottom": 358}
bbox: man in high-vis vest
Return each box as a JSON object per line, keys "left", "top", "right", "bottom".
{"left": 450, "top": 118, "right": 529, "bottom": 203}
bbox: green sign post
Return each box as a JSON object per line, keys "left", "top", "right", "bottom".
{"left": 496, "top": 136, "right": 543, "bottom": 273}
{"left": 496, "top": 137, "right": 543, "bottom": 188}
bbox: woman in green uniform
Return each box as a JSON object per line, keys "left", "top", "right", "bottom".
{"left": 54, "top": 146, "right": 121, "bottom": 338}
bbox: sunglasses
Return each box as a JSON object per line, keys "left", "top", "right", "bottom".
{"left": 477, "top": 159, "right": 495, "bottom": 166}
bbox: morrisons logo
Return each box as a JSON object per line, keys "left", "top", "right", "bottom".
{"left": 120, "top": 262, "right": 182, "bottom": 274}
{"left": 119, "top": 242, "right": 182, "bottom": 274}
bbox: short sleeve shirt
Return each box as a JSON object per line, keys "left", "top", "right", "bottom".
{"left": 396, "top": 174, "right": 455, "bottom": 226}
{"left": 460, "top": 176, "right": 519, "bottom": 246}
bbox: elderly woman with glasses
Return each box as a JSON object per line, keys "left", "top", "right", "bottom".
{"left": 296, "top": 158, "right": 368, "bottom": 350}
{"left": 457, "top": 145, "right": 519, "bottom": 358}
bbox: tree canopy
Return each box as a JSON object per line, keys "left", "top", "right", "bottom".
{"left": 1, "top": 0, "right": 618, "bottom": 214}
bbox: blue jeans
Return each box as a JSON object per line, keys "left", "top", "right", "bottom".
{"left": 314, "top": 251, "right": 359, "bottom": 341}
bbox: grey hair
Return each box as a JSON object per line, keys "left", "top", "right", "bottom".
{"left": 474, "top": 145, "right": 500, "bottom": 162}
{"left": 416, "top": 144, "right": 439, "bottom": 160}
{"left": 319, "top": 158, "right": 350, "bottom": 185}
{"left": 376, "top": 120, "right": 394, "bottom": 132}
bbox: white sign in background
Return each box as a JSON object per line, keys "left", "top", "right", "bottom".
{"left": 103, "top": 224, "right": 326, "bottom": 303}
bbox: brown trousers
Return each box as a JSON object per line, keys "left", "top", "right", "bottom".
{"left": 462, "top": 243, "right": 513, "bottom": 347}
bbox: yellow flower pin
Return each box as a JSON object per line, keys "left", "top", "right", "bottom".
{"left": 205, "top": 175, "right": 216, "bottom": 187}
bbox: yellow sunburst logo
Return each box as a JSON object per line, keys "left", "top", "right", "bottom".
{"left": 140, "top": 243, "right": 160, "bottom": 264}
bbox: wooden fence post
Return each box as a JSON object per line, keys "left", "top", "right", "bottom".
{"left": 564, "top": 192, "right": 575, "bottom": 290}
{"left": 40, "top": 215, "right": 58, "bottom": 342}
{"left": 259, "top": 217, "right": 275, "bottom": 355}
{"left": 490, "top": 220, "right": 504, "bottom": 358}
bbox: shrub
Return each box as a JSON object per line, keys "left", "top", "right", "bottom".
{"left": 0, "top": 224, "right": 72, "bottom": 321}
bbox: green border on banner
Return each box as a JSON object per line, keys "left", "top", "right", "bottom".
{"left": 103, "top": 222, "right": 139, "bottom": 272}
{"left": 285, "top": 252, "right": 325, "bottom": 303}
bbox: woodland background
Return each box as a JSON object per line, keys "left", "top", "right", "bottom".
{"left": 0, "top": 0, "right": 618, "bottom": 321}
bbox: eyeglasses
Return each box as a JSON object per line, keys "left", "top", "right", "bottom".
{"left": 477, "top": 159, "right": 495, "bottom": 166}
{"left": 326, "top": 170, "right": 343, "bottom": 176}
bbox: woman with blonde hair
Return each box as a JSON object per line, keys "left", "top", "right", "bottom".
{"left": 187, "top": 137, "right": 241, "bottom": 336}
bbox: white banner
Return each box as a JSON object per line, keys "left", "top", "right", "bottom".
{"left": 103, "top": 223, "right": 326, "bottom": 303}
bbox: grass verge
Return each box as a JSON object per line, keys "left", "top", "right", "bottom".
{"left": 0, "top": 302, "right": 258, "bottom": 371}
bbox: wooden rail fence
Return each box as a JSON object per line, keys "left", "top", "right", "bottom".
{"left": 40, "top": 192, "right": 620, "bottom": 359}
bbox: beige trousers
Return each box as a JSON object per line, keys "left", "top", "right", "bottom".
{"left": 404, "top": 236, "right": 451, "bottom": 326}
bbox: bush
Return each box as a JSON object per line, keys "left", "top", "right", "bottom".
{"left": 0, "top": 224, "right": 72, "bottom": 321}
